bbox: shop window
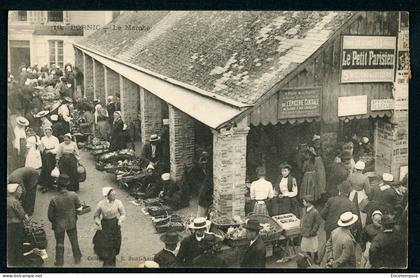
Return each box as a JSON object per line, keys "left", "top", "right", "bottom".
{"left": 17, "top": 11, "right": 27, "bottom": 21}
{"left": 48, "top": 11, "right": 63, "bottom": 22}
{"left": 49, "top": 40, "right": 64, "bottom": 68}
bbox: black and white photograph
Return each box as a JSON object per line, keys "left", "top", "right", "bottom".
{"left": 6, "top": 10, "right": 410, "bottom": 270}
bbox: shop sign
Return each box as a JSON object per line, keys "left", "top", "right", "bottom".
{"left": 278, "top": 87, "right": 321, "bottom": 119}
{"left": 33, "top": 24, "right": 84, "bottom": 36}
{"left": 340, "top": 36, "right": 397, "bottom": 83}
{"left": 371, "top": 99, "right": 394, "bottom": 111}
{"left": 338, "top": 95, "right": 367, "bottom": 117}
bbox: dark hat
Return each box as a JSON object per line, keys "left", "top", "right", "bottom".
{"left": 160, "top": 231, "right": 181, "bottom": 245}
{"left": 202, "top": 233, "right": 222, "bottom": 249}
{"left": 243, "top": 219, "right": 263, "bottom": 231}
{"left": 338, "top": 180, "right": 352, "bottom": 195}
{"left": 279, "top": 162, "right": 292, "bottom": 170}
{"left": 381, "top": 215, "right": 396, "bottom": 226}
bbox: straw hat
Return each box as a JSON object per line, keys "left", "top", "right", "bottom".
{"left": 63, "top": 96, "right": 73, "bottom": 103}
{"left": 337, "top": 212, "right": 359, "bottom": 227}
{"left": 50, "top": 114, "right": 59, "bottom": 121}
{"left": 16, "top": 116, "right": 29, "bottom": 127}
{"left": 188, "top": 217, "right": 209, "bottom": 230}
{"left": 35, "top": 110, "right": 50, "bottom": 118}
{"left": 150, "top": 134, "right": 160, "bottom": 142}
{"left": 312, "top": 134, "right": 321, "bottom": 141}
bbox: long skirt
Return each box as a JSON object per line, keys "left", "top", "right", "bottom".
{"left": 270, "top": 197, "right": 299, "bottom": 217}
{"left": 16, "top": 139, "right": 27, "bottom": 169}
{"left": 300, "top": 236, "right": 318, "bottom": 253}
{"left": 97, "top": 121, "right": 111, "bottom": 141}
{"left": 58, "top": 153, "right": 79, "bottom": 191}
{"left": 251, "top": 200, "right": 270, "bottom": 216}
{"left": 93, "top": 218, "right": 121, "bottom": 265}
{"left": 300, "top": 171, "right": 322, "bottom": 201}
{"left": 39, "top": 152, "right": 56, "bottom": 189}
{"left": 7, "top": 222, "right": 25, "bottom": 267}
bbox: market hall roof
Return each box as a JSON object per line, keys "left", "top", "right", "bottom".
{"left": 78, "top": 11, "right": 354, "bottom": 104}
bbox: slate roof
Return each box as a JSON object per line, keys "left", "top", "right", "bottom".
{"left": 79, "top": 11, "right": 354, "bottom": 105}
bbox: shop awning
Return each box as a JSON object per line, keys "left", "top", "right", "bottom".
{"left": 340, "top": 110, "right": 393, "bottom": 121}
{"left": 74, "top": 45, "right": 247, "bottom": 130}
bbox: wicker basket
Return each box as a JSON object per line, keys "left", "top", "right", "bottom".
{"left": 246, "top": 214, "right": 283, "bottom": 242}
{"left": 95, "top": 162, "right": 105, "bottom": 171}
{"left": 225, "top": 237, "right": 250, "bottom": 247}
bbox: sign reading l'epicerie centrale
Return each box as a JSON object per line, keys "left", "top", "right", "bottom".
{"left": 340, "top": 36, "right": 397, "bottom": 83}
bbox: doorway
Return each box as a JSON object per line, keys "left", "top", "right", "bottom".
{"left": 9, "top": 40, "right": 31, "bottom": 77}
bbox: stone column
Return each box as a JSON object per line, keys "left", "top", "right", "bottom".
{"left": 106, "top": 68, "right": 120, "bottom": 98}
{"left": 84, "top": 55, "right": 94, "bottom": 100}
{"left": 74, "top": 48, "right": 83, "bottom": 72}
{"left": 103, "top": 65, "right": 108, "bottom": 100}
{"left": 120, "top": 77, "right": 140, "bottom": 141}
{"left": 94, "top": 60, "right": 105, "bottom": 104}
{"left": 140, "top": 87, "right": 163, "bottom": 144}
{"left": 168, "top": 105, "right": 195, "bottom": 182}
{"left": 213, "top": 119, "right": 249, "bottom": 217}
{"left": 82, "top": 53, "right": 87, "bottom": 98}
{"left": 92, "top": 58, "right": 96, "bottom": 100}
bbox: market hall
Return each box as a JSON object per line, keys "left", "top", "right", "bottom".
{"left": 7, "top": 10, "right": 408, "bottom": 268}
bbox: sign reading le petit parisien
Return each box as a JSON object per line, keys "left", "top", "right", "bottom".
{"left": 278, "top": 88, "right": 321, "bottom": 119}
{"left": 341, "top": 36, "right": 397, "bottom": 83}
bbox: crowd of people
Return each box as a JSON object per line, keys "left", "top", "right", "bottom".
{"left": 7, "top": 63, "right": 408, "bottom": 269}
{"left": 246, "top": 134, "right": 408, "bottom": 268}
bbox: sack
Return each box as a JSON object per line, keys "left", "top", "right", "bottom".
{"left": 51, "top": 167, "right": 60, "bottom": 178}
{"left": 77, "top": 164, "right": 86, "bottom": 182}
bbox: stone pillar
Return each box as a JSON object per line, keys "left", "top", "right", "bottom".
{"left": 74, "top": 48, "right": 83, "bottom": 72}
{"left": 120, "top": 77, "right": 141, "bottom": 141}
{"left": 82, "top": 53, "right": 87, "bottom": 98}
{"left": 213, "top": 119, "right": 249, "bottom": 217}
{"left": 103, "top": 65, "right": 108, "bottom": 100}
{"left": 94, "top": 60, "right": 105, "bottom": 104}
{"left": 140, "top": 87, "right": 162, "bottom": 144}
{"left": 84, "top": 55, "right": 94, "bottom": 100}
{"left": 92, "top": 58, "right": 96, "bottom": 100}
{"left": 106, "top": 67, "right": 120, "bottom": 97}
{"left": 168, "top": 105, "right": 195, "bottom": 182}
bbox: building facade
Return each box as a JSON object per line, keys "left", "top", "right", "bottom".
{"left": 8, "top": 11, "right": 118, "bottom": 76}
{"left": 74, "top": 11, "right": 409, "bottom": 217}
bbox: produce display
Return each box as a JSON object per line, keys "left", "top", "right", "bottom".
{"left": 226, "top": 226, "right": 247, "bottom": 240}
{"left": 246, "top": 214, "right": 283, "bottom": 242}
{"left": 24, "top": 221, "right": 48, "bottom": 249}
{"left": 272, "top": 213, "right": 301, "bottom": 236}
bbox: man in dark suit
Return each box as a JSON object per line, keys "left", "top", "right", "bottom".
{"left": 321, "top": 180, "right": 357, "bottom": 240}
{"left": 240, "top": 219, "right": 266, "bottom": 268}
{"left": 192, "top": 233, "right": 227, "bottom": 268}
{"left": 142, "top": 134, "right": 163, "bottom": 166}
{"left": 154, "top": 230, "right": 180, "bottom": 268}
{"left": 369, "top": 215, "right": 406, "bottom": 268}
{"left": 8, "top": 167, "right": 40, "bottom": 216}
{"left": 177, "top": 217, "right": 208, "bottom": 267}
{"left": 47, "top": 174, "right": 83, "bottom": 266}
{"left": 326, "top": 151, "right": 352, "bottom": 197}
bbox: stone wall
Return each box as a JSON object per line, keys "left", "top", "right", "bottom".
{"left": 105, "top": 67, "right": 120, "bottom": 98}
{"left": 121, "top": 77, "right": 141, "bottom": 141}
{"left": 169, "top": 105, "right": 195, "bottom": 182}
{"left": 140, "top": 87, "right": 163, "bottom": 144}
{"left": 94, "top": 60, "right": 105, "bottom": 104}
{"left": 84, "top": 56, "right": 94, "bottom": 100}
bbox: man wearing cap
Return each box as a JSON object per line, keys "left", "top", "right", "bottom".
{"left": 142, "top": 134, "right": 163, "bottom": 166}
{"left": 321, "top": 180, "right": 357, "bottom": 240}
{"left": 154, "top": 230, "right": 181, "bottom": 268}
{"left": 177, "top": 217, "right": 209, "bottom": 267}
{"left": 369, "top": 215, "right": 405, "bottom": 268}
{"left": 48, "top": 174, "right": 83, "bottom": 266}
{"left": 192, "top": 233, "right": 227, "bottom": 268}
{"left": 7, "top": 183, "right": 29, "bottom": 266}
{"left": 325, "top": 212, "right": 358, "bottom": 268}
{"left": 240, "top": 219, "right": 266, "bottom": 268}
{"left": 368, "top": 173, "right": 399, "bottom": 215}
{"left": 8, "top": 167, "right": 40, "bottom": 216}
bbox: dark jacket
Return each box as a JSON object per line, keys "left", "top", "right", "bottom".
{"left": 110, "top": 118, "right": 127, "bottom": 151}
{"left": 154, "top": 249, "right": 178, "bottom": 268}
{"left": 47, "top": 189, "right": 82, "bottom": 232}
{"left": 192, "top": 251, "right": 227, "bottom": 268}
{"left": 369, "top": 185, "right": 398, "bottom": 212}
{"left": 369, "top": 230, "right": 406, "bottom": 268}
{"left": 321, "top": 195, "right": 357, "bottom": 237}
{"left": 177, "top": 234, "right": 206, "bottom": 267}
{"left": 142, "top": 142, "right": 163, "bottom": 164}
{"left": 360, "top": 224, "right": 382, "bottom": 251}
{"left": 240, "top": 236, "right": 266, "bottom": 268}
{"left": 327, "top": 163, "right": 350, "bottom": 197}
{"left": 326, "top": 227, "right": 357, "bottom": 268}
{"left": 8, "top": 167, "right": 40, "bottom": 191}
{"left": 300, "top": 207, "right": 322, "bottom": 237}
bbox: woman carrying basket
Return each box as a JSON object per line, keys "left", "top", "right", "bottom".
{"left": 56, "top": 133, "right": 80, "bottom": 192}
{"left": 93, "top": 187, "right": 126, "bottom": 267}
